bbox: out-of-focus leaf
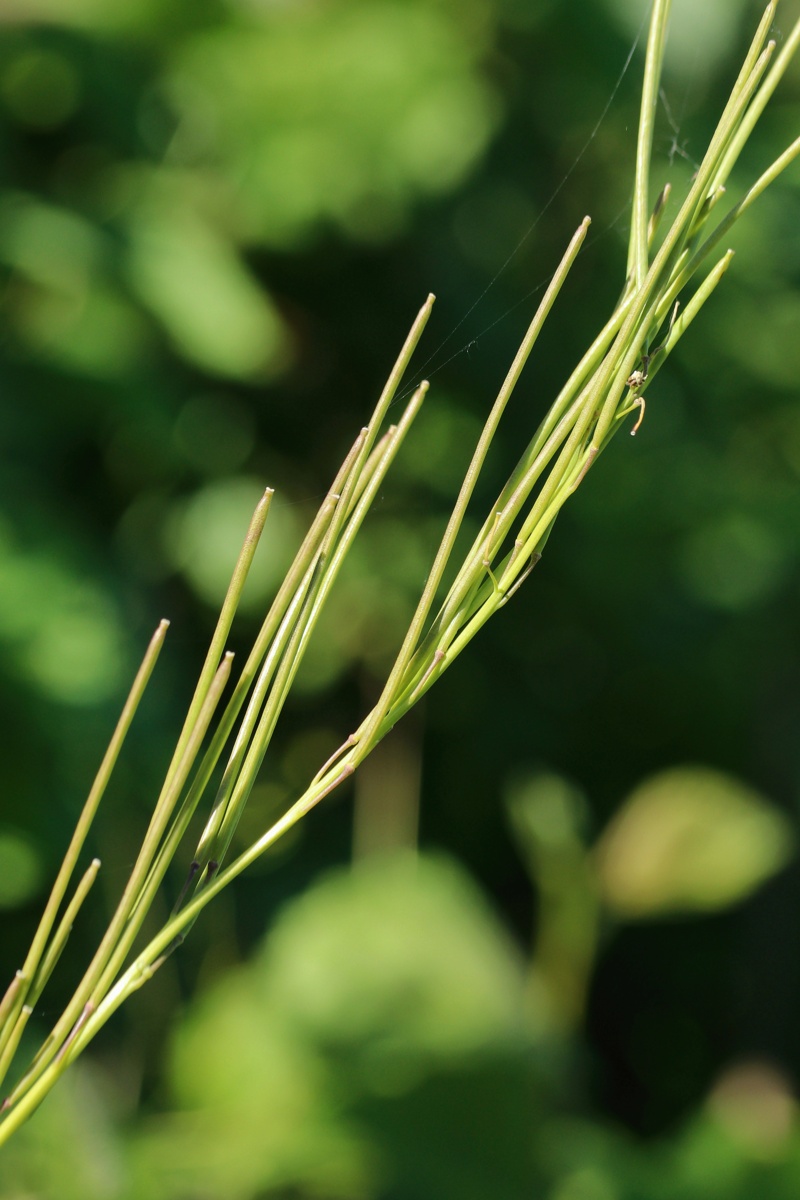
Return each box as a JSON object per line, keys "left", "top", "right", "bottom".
{"left": 261, "top": 852, "right": 528, "bottom": 1072}
{"left": 163, "top": 476, "right": 301, "bottom": 611}
{"left": 594, "top": 766, "right": 793, "bottom": 918}
{"left": 126, "top": 185, "right": 288, "bottom": 379}
{"left": 507, "top": 773, "right": 598, "bottom": 1031}
{"left": 0, "top": 193, "right": 149, "bottom": 375}
{"left": 0, "top": 827, "right": 43, "bottom": 908}
{"left": 678, "top": 513, "right": 788, "bottom": 612}
{"left": 707, "top": 1060, "right": 797, "bottom": 1160}
{"left": 0, "top": 192, "right": 101, "bottom": 289}
{"left": 1, "top": 46, "right": 81, "bottom": 129}
{"left": 508, "top": 771, "right": 588, "bottom": 859}
{"left": 0, "top": 1065, "right": 124, "bottom": 1200}
{"left": 608, "top": 0, "right": 750, "bottom": 78}
{"left": 0, "top": 518, "right": 128, "bottom": 705}
{"left": 168, "top": 3, "right": 497, "bottom": 245}
{"left": 134, "top": 853, "right": 531, "bottom": 1198}
{"left": 147, "top": 966, "right": 366, "bottom": 1200}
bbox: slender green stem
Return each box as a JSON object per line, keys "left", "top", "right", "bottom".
{"left": 627, "top": 0, "right": 671, "bottom": 287}
{"left": 89, "top": 655, "right": 234, "bottom": 1001}
{"left": 3, "top": 0, "right": 800, "bottom": 1146}
{"left": 690, "top": 132, "right": 800, "bottom": 273}
{"left": 4, "top": 654, "right": 234, "bottom": 1110}
{"left": 28, "top": 859, "right": 102, "bottom": 1009}
{"left": 162, "top": 490, "right": 272, "bottom": 795}
{"left": 0, "top": 620, "right": 168, "bottom": 1085}
{"left": 352, "top": 217, "right": 590, "bottom": 765}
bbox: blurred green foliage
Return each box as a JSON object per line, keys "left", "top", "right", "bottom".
{"left": 2, "top": 0, "right": 800, "bottom": 1193}
{"left": 594, "top": 767, "right": 794, "bottom": 918}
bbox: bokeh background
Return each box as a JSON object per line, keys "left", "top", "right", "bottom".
{"left": 2, "top": 0, "right": 800, "bottom": 1195}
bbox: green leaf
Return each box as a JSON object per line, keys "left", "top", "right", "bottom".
{"left": 593, "top": 766, "right": 794, "bottom": 918}
{"left": 261, "top": 853, "right": 527, "bottom": 1070}
{"left": 135, "top": 854, "right": 531, "bottom": 1199}
{"left": 126, "top": 186, "right": 288, "bottom": 380}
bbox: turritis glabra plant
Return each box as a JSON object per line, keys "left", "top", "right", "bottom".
{"left": 1, "top": 0, "right": 799, "bottom": 1143}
